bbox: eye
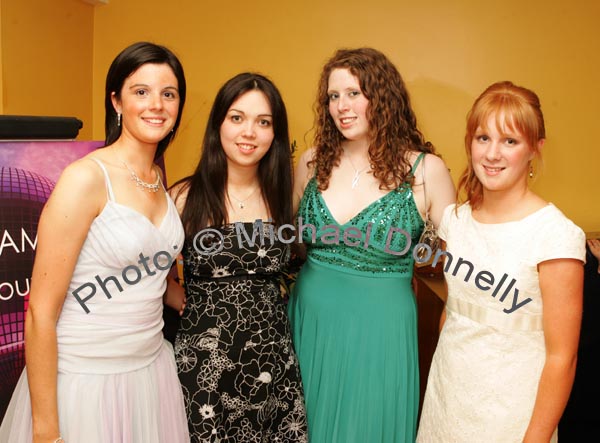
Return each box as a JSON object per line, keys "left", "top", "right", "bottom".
{"left": 349, "top": 90, "right": 361, "bottom": 97}
{"left": 329, "top": 92, "right": 339, "bottom": 101}
{"left": 135, "top": 89, "right": 148, "bottom": 97}
{"left": 230, "top": 114, "right": 242, "bottom": 123}
{"left": 163, "top": 90, "right": 178, "bottom": 100}
{"left": 259, "top": 119, "right": 272, "bottom": 127}
{"left": 505, "top": 138, "right": 518, "bottom": 146}
{"left": 476, "top": 134, "right": 489, "bottom": 142}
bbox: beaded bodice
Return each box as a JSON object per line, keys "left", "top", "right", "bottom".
{"left": 298, "top": 175, "right": 424, "bottom": 276}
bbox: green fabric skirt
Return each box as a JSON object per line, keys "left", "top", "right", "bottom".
{"left": 288, "top": 258, "right": 419, "bottom": 443}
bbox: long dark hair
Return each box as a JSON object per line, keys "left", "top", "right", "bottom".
{"left": 313, "top": 47, "right": 434, "bottom": 190}
{"left": 104, "top": 41, "right": 186, "bottom": 160}
{"left": 174, "top": 73, "right": 293, "bottom": 234}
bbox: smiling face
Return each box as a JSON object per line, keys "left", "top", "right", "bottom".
{"left": 471, "top": 112, "right": 538, "bottom": 195}
{"left": 111, "top": 63, "right": 179, "bottom": 148}
{"left": 327, "top": 68, "right": 370, "bottom": 143}
{"left": 219, "top": 89, "right": 274, "bottom": 170}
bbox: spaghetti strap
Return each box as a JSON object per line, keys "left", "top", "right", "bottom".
{"left": 411, "top": 152, "right": 426, "bottom": 174}
{"left": 89, "top": 158, "right": 116, "bottom": 202}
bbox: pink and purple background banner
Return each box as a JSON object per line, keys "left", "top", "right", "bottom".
{"left": 0, "top": 140, "right": 103, "bottom": 420}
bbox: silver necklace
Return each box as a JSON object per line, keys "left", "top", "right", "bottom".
{"left": 228, "top": 186, "right": 259, "bottom": 209}
{"left": 123, "top": 162, "right": 160, "bottom": 193}
{"left": 344, "top": 150, "right": 370, "bottom": 189}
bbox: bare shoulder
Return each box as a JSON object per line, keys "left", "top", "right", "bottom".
{"left": 295, "top": 147, "right": 316, "bottom": 186}
{"left": 298, "top": 147, "right": 317, "bottom": 169}
{"left": 168, "top": 179, "right": 190, "bottom": 215}
{"left": 405, "top": 152, "right": 448, "bottom": 182}
{"left": 293, "top": 147, "right": 317, "bottom": 213}
{"left": 40, "top": 156, "right": 106, "bottom": 233}
{"left": 407, "top": 151, "right": 456, "bottom": 227}
{"left": 51, "top": 156, "right": 105, "bottom": 204}
{"left": 420, "top": 153, "right": 448, "bottom": 175}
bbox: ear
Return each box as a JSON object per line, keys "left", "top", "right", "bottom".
{"left": 111, "top": 91, "right": 121, "bottom": 115}
{"left": 537, "top": 138, "right": 545, "bottom": 152}
{"left": 530, "top": 138, "right": 544, "bottom": 161}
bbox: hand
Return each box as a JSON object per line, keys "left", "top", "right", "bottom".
{"left": 588, "top": 239, "right": 600, "bottom": 273}
{"left": 163, "top": 276, "right": 186, "bottom": 316}
{"left": 587, "top": 239, "right": 600, "bottom": 261}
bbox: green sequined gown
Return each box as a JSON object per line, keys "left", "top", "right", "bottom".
{"left": 288, "top": 154, "right": 425, "bottom": 443}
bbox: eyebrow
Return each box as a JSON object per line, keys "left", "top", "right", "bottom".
{"left": 229, "top": 108, "right": 273, "bottom": 117}
{"left": 128, "top": 83, "right": 179, "bottom": 91}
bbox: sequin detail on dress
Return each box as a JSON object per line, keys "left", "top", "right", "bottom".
{"left": 298, "top": 177, "right": 424, "bottom": 275}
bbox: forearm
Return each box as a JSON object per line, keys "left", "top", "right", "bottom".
{"left": 25, "top": 310, "right": 61, "bottom": 442}
{"left": 523, "top": 353, "right": 577, "bottom": 443}
{"left": 163, "top": 275, "right": 186, "bottom": 314}
{"left": 439, "top": 308, "right": 447, "bottom": 332}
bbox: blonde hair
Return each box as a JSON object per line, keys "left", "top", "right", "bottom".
{"left": 458, "top": 81, "right": 545, "bottom": 208}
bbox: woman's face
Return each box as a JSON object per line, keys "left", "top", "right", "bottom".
{"left": 471, "top": 112, "right": 538, "bottom": 194}
{"left": 327, "top": 68, "right": 370, "bottom": 143}
{"left": 111, "top": 63, "right": 180, "bottom": 147}
{"left": 219, "top": 90, "right": 274, "bottom": 170}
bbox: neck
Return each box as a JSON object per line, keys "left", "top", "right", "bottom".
{"left": 341, "top": 140, "right": 370, "bottom": 169}
{"left": 112, "top": 135, "right": 158, "bottom": 174}
{"left": 478, "top": 182, "right": 533, "bottom": 221}
{"left": 227, "top": 164, "right": 260, "bottom": 191}
{"left": 342, "top": 138, "right": 369, "bottom": 156}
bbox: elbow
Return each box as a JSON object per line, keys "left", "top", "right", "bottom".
{"left": 546, "top": 349, "right": 578, "bottom": 379}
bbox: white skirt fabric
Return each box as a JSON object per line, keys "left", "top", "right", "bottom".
{"left": 0, "top": 340, "right": 189, "bottom": 443}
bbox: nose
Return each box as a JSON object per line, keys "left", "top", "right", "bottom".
{"left": 149, "top": 92, "right": 164, "bottom": 111}
{"left": 337, "top": 95, "right": 350, "bottom": 113}
{"left": 242, "top": 121, "right": 256, "bottom": 138}
{"left": 485, "top": 141, "right": 501, "bottom": 161}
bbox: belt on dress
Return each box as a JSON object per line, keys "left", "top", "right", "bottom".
{"left": 446, "top": 296, "right": 544, "bottom": 332}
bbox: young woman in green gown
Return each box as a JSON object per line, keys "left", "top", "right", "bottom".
{"left": 288, "top": 47, "right": 455, "bottom": 442}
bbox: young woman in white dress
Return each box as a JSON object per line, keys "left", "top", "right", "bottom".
{"left": 0, "top": 42, "right": 189, "bottom": 443}
{"left": 417, "top": 81, "right": 586, "bottom": 443}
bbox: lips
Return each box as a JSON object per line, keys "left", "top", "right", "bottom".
{"left": 237, "top": 143, "right": 257, "bottom": 152}
{"left": 338, "top": 117, "right": 357, "bottom": 129}
{"left": 483, "top": 165, "right": 505, "bottom": 175}
{"left": 142, "top": 117, "right": 166, "bottom": 125}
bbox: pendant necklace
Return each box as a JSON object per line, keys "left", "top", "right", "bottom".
{"left": 228, "top": 186, "right": 260, "bottom": 209}
{"left": 344, "top": 150, "right": 370, "bottom": 189}
{"left": 122, "top": 162, "right": 160, "bottom": 193}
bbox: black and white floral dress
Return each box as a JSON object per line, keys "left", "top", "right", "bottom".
{"left": 175, "top": 222, "right": 307, "bottom": 443}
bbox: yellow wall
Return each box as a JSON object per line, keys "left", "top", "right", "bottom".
{"left": 0, "top": 0, "right": 94, "bottom": 139}
{"left": 1, "top": 0, "right": 598, "bottom": 231}
{"left": 90, "top": 0, "right": 599, "bottom": 232}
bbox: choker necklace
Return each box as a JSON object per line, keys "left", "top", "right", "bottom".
{"left": 344, "top": 150, "right": 370, "bottom": 189}
{"left": 123, "top": 162, "right": 160, "bottom": 193}
{"left": 228, "top": 186, "right": 260, "bottom": 209}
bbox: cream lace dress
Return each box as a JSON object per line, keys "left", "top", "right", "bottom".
{"left": 417, "top": 203, "right": 585, "bottom": 443}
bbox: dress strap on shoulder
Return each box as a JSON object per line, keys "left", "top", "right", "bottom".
{"left": 89, "top": 158, "right": 116, "bottom": 202}
{"left": 411, "top": 152, "right": 426, "bottom": 174}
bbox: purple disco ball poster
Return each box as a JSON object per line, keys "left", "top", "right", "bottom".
{"left": 0, "top": 141, "right": 103, "bottom": 420}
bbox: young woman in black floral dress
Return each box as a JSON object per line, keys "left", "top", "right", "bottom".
{"left": 169, "top": 73, "right": 307, "bottom": 442}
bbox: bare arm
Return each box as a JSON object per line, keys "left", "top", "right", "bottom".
{"left": 438, "top": 239, "right": 449, "bottom": 332}
{"left": 522, "top": 258, "right": 583, "bottom": 443}
{"left": 163, "top": 182, "right": 189, "bottom": 315}
{"left": 163, "top": 274, "right": 186, "bottom": 315}
{"left": 422, "top": 154, "right": 455, "bottom": 229}
{"left": 26, "top": 160, "right": 103, "bottom": 442}
{"left": 293, "top": 148, "right": 315, "bottom": 215}
{"left": 587, "top": 239, "right": 600, "bottom": 273}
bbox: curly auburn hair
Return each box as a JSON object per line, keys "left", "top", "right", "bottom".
{"left": 312, "top": 47, "right": 435, "bottom": 190}
{"left": 457, "top": 81, "right": 545, "bottom": 209}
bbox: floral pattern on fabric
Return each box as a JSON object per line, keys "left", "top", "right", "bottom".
{"left": 175, "top": 223, "right": 307, "bottom": 443}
